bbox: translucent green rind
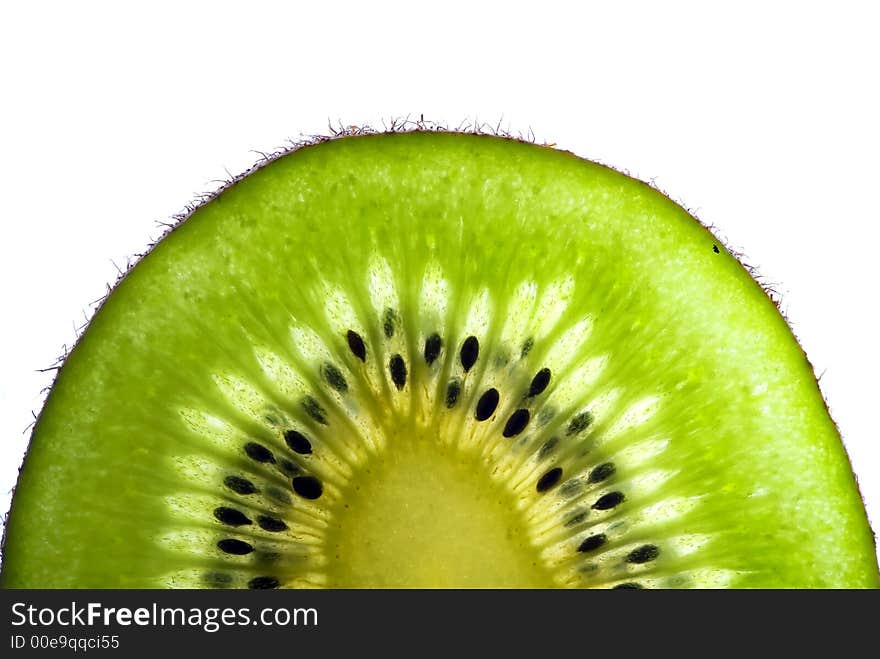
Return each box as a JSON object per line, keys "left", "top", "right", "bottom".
{"left": 2, "top": 132, "right": 877, "bottom": 587}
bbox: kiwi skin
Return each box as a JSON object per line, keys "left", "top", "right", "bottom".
{"left": 1, "top": 125, "right": 877, "bottom": 588}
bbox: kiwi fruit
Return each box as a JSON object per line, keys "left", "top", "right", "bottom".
{"left": 1, "top": 129, "right": 877, "bottom": 589}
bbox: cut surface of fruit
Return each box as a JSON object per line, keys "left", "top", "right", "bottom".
{"left": 2, "top": 130, "right": 877, "bottom": 588}
{"left": 325, "top": 433, "right": 557, "bottom": 588}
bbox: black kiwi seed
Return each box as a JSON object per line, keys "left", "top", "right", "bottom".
{"left": 577, "top": 533, "right": 608, "bottom": 553}
{"left": 217, "top": 539, "right": 254, "bottom": 555}
{"left": 475, "top": 388, "right": 500, "bottom": 421}
{"left": 301, "top": 396, "right": 328, "bottom": 425}
{"left": 567, "top": 411, "right": 593, "bottom": 436}
{"left": 292, "top": 475, "right": 323, "bottom": 500}
{"left": 224, "top": 475, "right": 258, "bottom": 495}
{"left": 536, "top": 467, "right": 563, "bottom": 492}
{"left": 538, "top": 436, "right": 559, "bottom": 460}
{"left": 445, "top": 379, "right": 462, "bottom": 409}
{"left": 520, "top": 337, "right": 534, "bottom": 358}
{"left": 321, "top": 363, "right": 348, "bottom": 393}
{"left": 389, "top": 354, "right": 407, "bottom": 390}
{"left": 502, "top": 408, "right": 530, "bottom": 437}
{"left": 257, "top": 515, "right": 288, "bottom": 532}
{"left": 613, "top": 582, "right": 644, "bottom": 590}
{"left": 248, "top": 576, "right": 280, "bottom": 590}
{"left": 244, "top": 441, "right": 275, "bottom": 464}
{"left": 383, "top": 308, "right": 396, "bottom": 338}
{"left": 284, "top": 429, "right": 313, "bottom": 455}
{"left": 213, "top": 507, "right": 252, "bottom": 527}
{"left": 527, "top": 368, "right": 551, "bottom": 397}
{"left": 279, "top": 459, "right": 300, "bottom": 476}
{"left": 625, "top": 544, "right": 660, "bottom": 564}
{"left": 347, "top": 330, "right": 367, "bottom": 362}
{"left": 460, "top": 336, "right": 479, "bottom": 372}
{"left": 265, "top": 486, "right": 291, "bottom": 505}
{"left": 592, "top": 491, "right": 625, "bottom": 510}
{"left": 588, "top": 462, "right": 616, "bottom": 483}
{"left": 424, "top": 333, "right": 442, "bottom": 365}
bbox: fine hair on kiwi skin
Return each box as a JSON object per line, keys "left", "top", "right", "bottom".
{"left": 1, "top": 119, "right": 877, "bottom": 589}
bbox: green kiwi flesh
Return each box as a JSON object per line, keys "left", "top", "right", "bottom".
{"left": 2, "top": 131, "right": 877, "bottom": 588}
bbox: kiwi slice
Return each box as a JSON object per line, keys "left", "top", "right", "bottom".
{"left": 2, "top": 130, "right": 877, "bottom": 589}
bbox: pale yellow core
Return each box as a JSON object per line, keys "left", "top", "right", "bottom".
{"left": 323, "top": 435, "right": 556, "bottom": 588}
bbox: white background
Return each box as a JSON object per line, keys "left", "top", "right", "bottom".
{"left": 1, "top": 1, "right": 878, "bottom": 565}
